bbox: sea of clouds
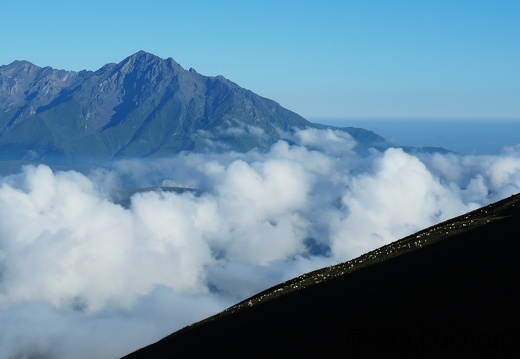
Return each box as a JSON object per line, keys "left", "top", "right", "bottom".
{"left": 1, "top": 127, "right": 520, "bottom": 358}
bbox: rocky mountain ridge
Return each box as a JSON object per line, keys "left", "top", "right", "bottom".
{"left": 0, "top": 51, "right": 387, "bottom": 164}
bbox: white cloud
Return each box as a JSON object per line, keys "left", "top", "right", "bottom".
{"left": 293, "top": 127, "right": 357, "bottom": 155}
{"left": 0, "top": 128, "right": 519, "bottom": 358}
{"left": 329, "top": 148, "right": 477, "bottom": 259}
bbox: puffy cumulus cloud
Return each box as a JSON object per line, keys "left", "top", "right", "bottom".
{"left": 0, "top": 128, "right": 519, "bottom": 358}
{"left": 293, "top": 127, "right": 357, "bottom": 155}
{"left": 329, "top": 149, "right": 478, "bottom": 259}
{"left": 211, "top": 158, "right": 311, "bottom": 228}
{"left": 421, "top": 150, "right": 520, "bottom": 202}
{"left": 0, "top": 166, "right": 215, "bottom": 312}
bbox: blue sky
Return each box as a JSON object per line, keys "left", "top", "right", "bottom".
{"left": 2, "top": 0, "right": 519, "bottom": 120}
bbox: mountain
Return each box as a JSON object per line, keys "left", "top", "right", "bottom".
{"left": 121, "top": 193, "right": 520, "bottom": 358}
{"left": 0, "top": 51, "right": 387, "bottom": 164}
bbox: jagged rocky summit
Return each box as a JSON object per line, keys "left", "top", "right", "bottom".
{"left": 0, "top": 51, "right": 386, "bottom": 165}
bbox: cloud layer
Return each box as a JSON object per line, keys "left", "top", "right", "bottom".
{"left": 1, "top": 127, "right": 519, "bottom": 358}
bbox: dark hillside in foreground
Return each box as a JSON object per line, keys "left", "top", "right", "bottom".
{"left": 122, "top": 193, "right": 520, "bottom": 358}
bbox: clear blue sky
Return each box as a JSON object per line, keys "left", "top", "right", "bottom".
{"left": 2, "top": 0, "right": 519, "bottom": 120}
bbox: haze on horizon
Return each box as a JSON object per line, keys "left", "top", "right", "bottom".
{"left": 1, "top": 0, "right": 519, "bottom": 120}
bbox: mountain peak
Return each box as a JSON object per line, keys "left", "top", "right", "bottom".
{"left": 128, "top": 50, "right": 160, "bottom": 61}
{"left": 1, "top": 60, "right": 40, "bottom": 74}
{"left": 0, "top": 52, "right": 387, "bottom": 163}
{"left": 117, "top": 51, "right": 183, "bottom": 74}
{"left": 121, "top": 50, "right": 162, "bottom": 67}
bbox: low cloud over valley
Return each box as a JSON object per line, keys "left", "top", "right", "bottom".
{"left": 1, "top": 128, "right": 519, "bottom": 358}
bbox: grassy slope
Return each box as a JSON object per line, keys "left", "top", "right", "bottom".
{"left": 122, "top": 193, "right": 520, "bottom": 358}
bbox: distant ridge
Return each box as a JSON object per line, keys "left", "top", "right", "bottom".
{"left": 122, "top": 193, "right": 520, "bottom": 357}
{"left": 0, "top": 51, "right": 388, "bottom": 164}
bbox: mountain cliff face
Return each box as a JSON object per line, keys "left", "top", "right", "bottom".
{"left": 0, "top": 51, "right": 387, "bottom": 163}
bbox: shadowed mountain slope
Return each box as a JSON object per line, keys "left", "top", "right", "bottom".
{"left": 121, "top": 193, "right": 520, "bottom": 358}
